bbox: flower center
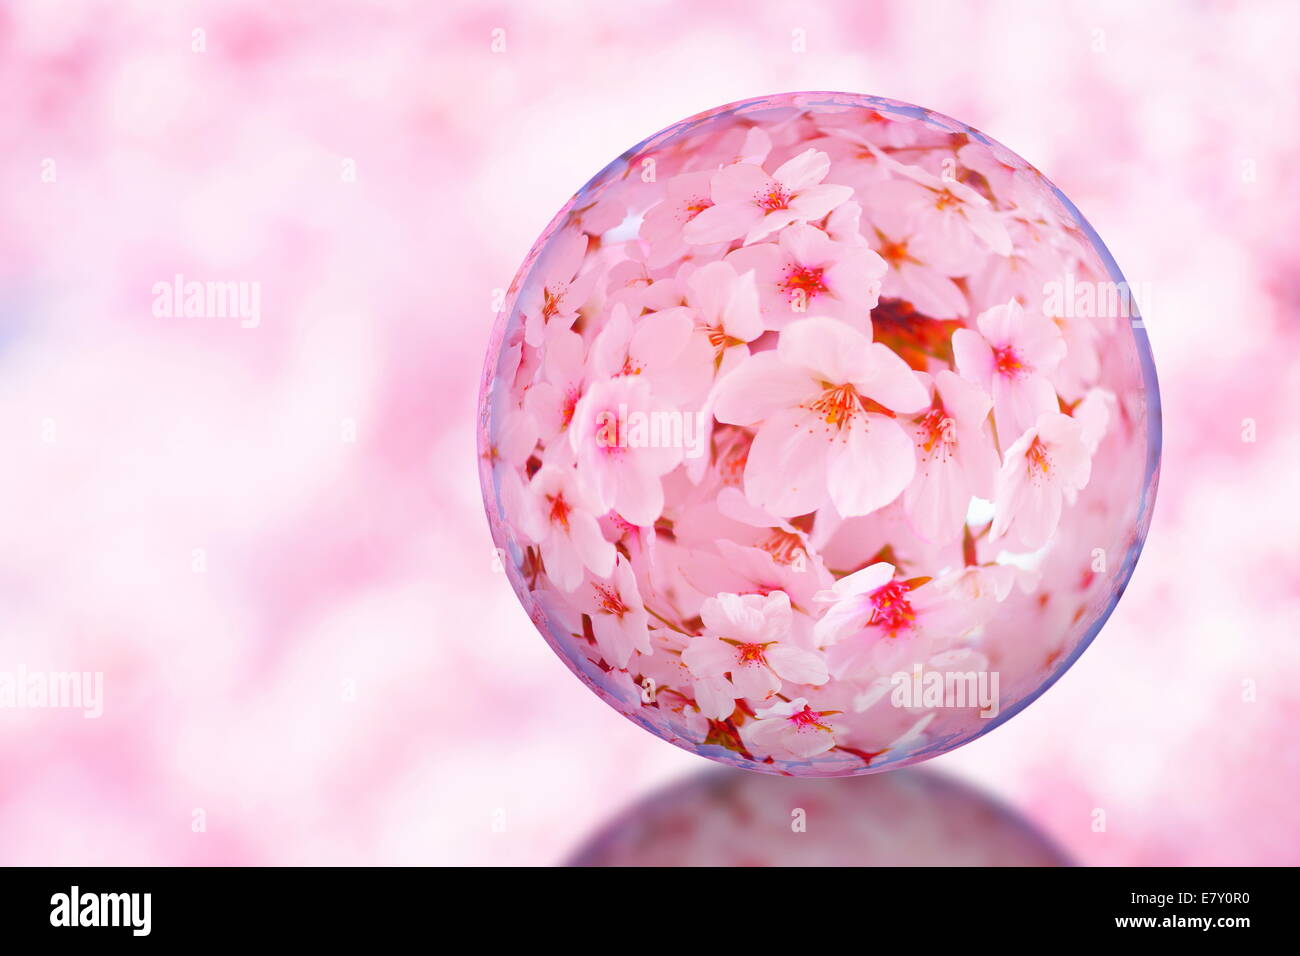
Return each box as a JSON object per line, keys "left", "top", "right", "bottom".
{"left": 684, "top": 196, "right": 713, "bottom": 218}
{"left": 782, "top": 265, "right": 828, "bottom": 302}
{"left": 807, "top": 383, "right": 861, "bottom": 428}
{"left": 735, "top": 642, "right": 769, "bottom": 665}
{"left": 593, "top": 583, "right": 629, "bottom": 619}
{"left": 755, "top": 184, "right": 792, "bottom": 210}
{"left": 993, "top": 345, "right": 1026, "bottom": 377}
{"left": 869, "top": 579, "right": 916, "bottom": 637}
{"left": 542, "top": 286, "right": 562, "bottom": 321}
{"left": 547, "top": 492, "right": 571, "bottom": 530}
{"left": 717, "top": 435, "right": 748, "bottom": 486}
{"left": 918, "top": 407, "right": 954, "bottom": 453}
{"left": 760, "top": 528, "right": 805, "bottom": 565}
{"left": 934, "top": 188, "right": 961, "bottom": 211}
{"left": 1026, "top": 435, "right": 1053, "bottom": 475}
{"left": 878, "top": 237, "right": 913, "bottom": 266}
{"left": 788, "top": 705, "right": 832, "bottom": 731}
{"left": 560, "top": 385, "right": 580, "bottom": 429}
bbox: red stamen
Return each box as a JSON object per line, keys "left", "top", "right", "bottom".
{"left": 868, "top": 579, "right": 917, "bottom": 637}
{"left": 593, "top": 583, "right": 629, "bottom": 619}
{"left": 993, "top": 345, "right": 1026, "bottom": 377}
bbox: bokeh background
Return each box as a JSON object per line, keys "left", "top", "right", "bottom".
{"left": 0, "top": 0, "right": 1296, "bottom": 866}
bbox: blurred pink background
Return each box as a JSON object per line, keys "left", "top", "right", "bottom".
{"left": 0, "top": 0, "right": 1296, "bottom": 866}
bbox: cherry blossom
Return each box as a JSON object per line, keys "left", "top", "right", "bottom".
{"left": 517, "top": 464, "right": 616, "bottom": 592}
{"left": 745, "top": 697, "right": 842, "bottom": 759}
{"left": 991, "top": 411, "right": 1093, "bottom": 551}
{"left": 864, "top": 155, "right": 1012, "bottom": 275}
{"left": 569, "top": 374, "right": 685, "bottom": 526}
{"left": 682, "top": 591, "right": 828, "bottom": 703}
{"left": 585, "top": 554, "right": 652, "bottom": 669}
{"left": 589, "top": 302, "right": 712, "bottom": 408}
{"left": 902, "top": 369, "right": 1000, "bottom": 543}
{"left": 683, "top": 148, "right": 853, "bottom": 246}
{"left": 727, "top": 223, "right": 886, "bottom": 331}
{"left": 813, "top": 563, "right": 926, "bottom": 668}
{"left": 681, "top": 260, "right": 765, "bottom": 373}
{"left": 520, "top": 229, "right": 596, "bottom": 347}
{"left": 867, "top": 222, "right": 968, "bottom": 318}
{"left": 952, "top": 299, "right": 1066, "bottom": 445}
{"left": 712, "top": 316, "right": 929, "bottom": 518}
{"left": 523, "top": 322, "right": 587, "bottom": 442}
{"left": 639, "top": 171, "right": 721, "bottom": 268}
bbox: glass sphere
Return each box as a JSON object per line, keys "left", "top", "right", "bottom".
{"left": 478, "top": 92, "right": 1160, "bottom": 776}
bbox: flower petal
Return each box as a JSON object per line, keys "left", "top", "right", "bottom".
{"left": 826, "top": 413, "right": 916, "bottom": 517}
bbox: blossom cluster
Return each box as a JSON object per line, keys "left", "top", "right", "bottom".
{"left": 480, "top": 95, "right": 1155, "bottom": 775}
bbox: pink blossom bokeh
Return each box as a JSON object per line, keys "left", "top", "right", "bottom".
{"left": 0, "top": 0, "right": 1296, "bottom": 865}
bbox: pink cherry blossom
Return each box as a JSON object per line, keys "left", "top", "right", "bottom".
{"left": 812, "top": 562, "right": 977, "bottom": 679}
{"left": 518, "top": 464, "right": 616, "bottom": 592}
{"left": 726, "top": 223, "right": 886, "bottom": 331}
{"left": 523, "top": 322, "right": 587, "bottom": 442}
{"left": 604, "top": 247, "right": 685, "bottom": 315}
{"left": 902, "top": 369, "right": 1001, "bottom": 543}
{"left": 864, "top": 156, "right": 1012, "bottom": 276}
{"left": 521, "top": 228, "right": 596, "bottom": 347}
{"left": 745, "top": 697, "right": 842, "bottom": 759}
{"left": 683, "top": 148, "right": 853, "bottom": 246}
{"left": 712, "top": 317, "right": 929, "bottom": 518}
{"left": 952, "top": 299, "right": 1067, "bottom": 445}
{"left": 585, "top": 554, "right": 652, "bottom": 668}
{"left": 569, "top": 374, "right": 684, "bottom": 526}
{"left": 639, "top": 170, "right": 720, "bottom": 268}
{"left": 866, "top": 223, "right": 968, "bottom": 318}
{"left": 682, "top": 260, "right": 765, "bottom": 371}
{"left": 990, "top": 411, "right": 1093, "bottom": 551}
{"left": 589, "top": 303, "right": 712, "bottom": 408}
{"left": 682, "top": 591, "right": 828, "bottom": 703}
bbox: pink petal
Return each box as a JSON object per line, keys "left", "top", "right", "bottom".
{"left": 934, "top": 369, "right": 992, "bottom": 427}
{"left": 683, "top": 202, "right": 761, "bottom": 245}
{"left": 859, "top": 342, "right": 929, "bottom": 413}
{"left": 772, "top": 148, "right": 830, "bottom": 191}
{"left": 826, "top": 413, "right": 916, "bottom": 517}
{"left": 765, "top": 645, "right": 829, "bottom": 685}
{"left": 832, "top": 562, "right": 897, "bottom": 598}
{"left": 744, "top": 208, "right": 798, "bottom": 245}
{"left": 710, "top": 163, "right": 774, "bottom": 205}
{"left": 682, "top": 637, "right": 738, "bottom": 678}
{"left": 569, "top": 510, "right": 615, "bottom": 579}
{"left": 685, "top": 261, "right": 736, "bottom": 323}
{"left": 777, "top": 317, "right": 875, "bottom": 384}
{"left": 743, "top": 407, "right": 833, "bottom": 517}
{"left": 951, "top": 328, "right": 994, "bottom": 391}
{"left": 632, "top": 306, "right": 694, "bottom": 368}
{"left": 692, "top": 677, "right": 737, "bottom": 720}
{"left": 723, "top": 270, "right": 764, "bottom": 341}
{"left": 712, "top": 352, "right": 814, "bottom": 426}
{"left": 779, "top": 222, "right": 835, "bottom": 266}
{"left": 788, "top": 182, "right": 854, "bottom": 220}
{"left": 731, "top": 661, "right": 780, "bottom": 700}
